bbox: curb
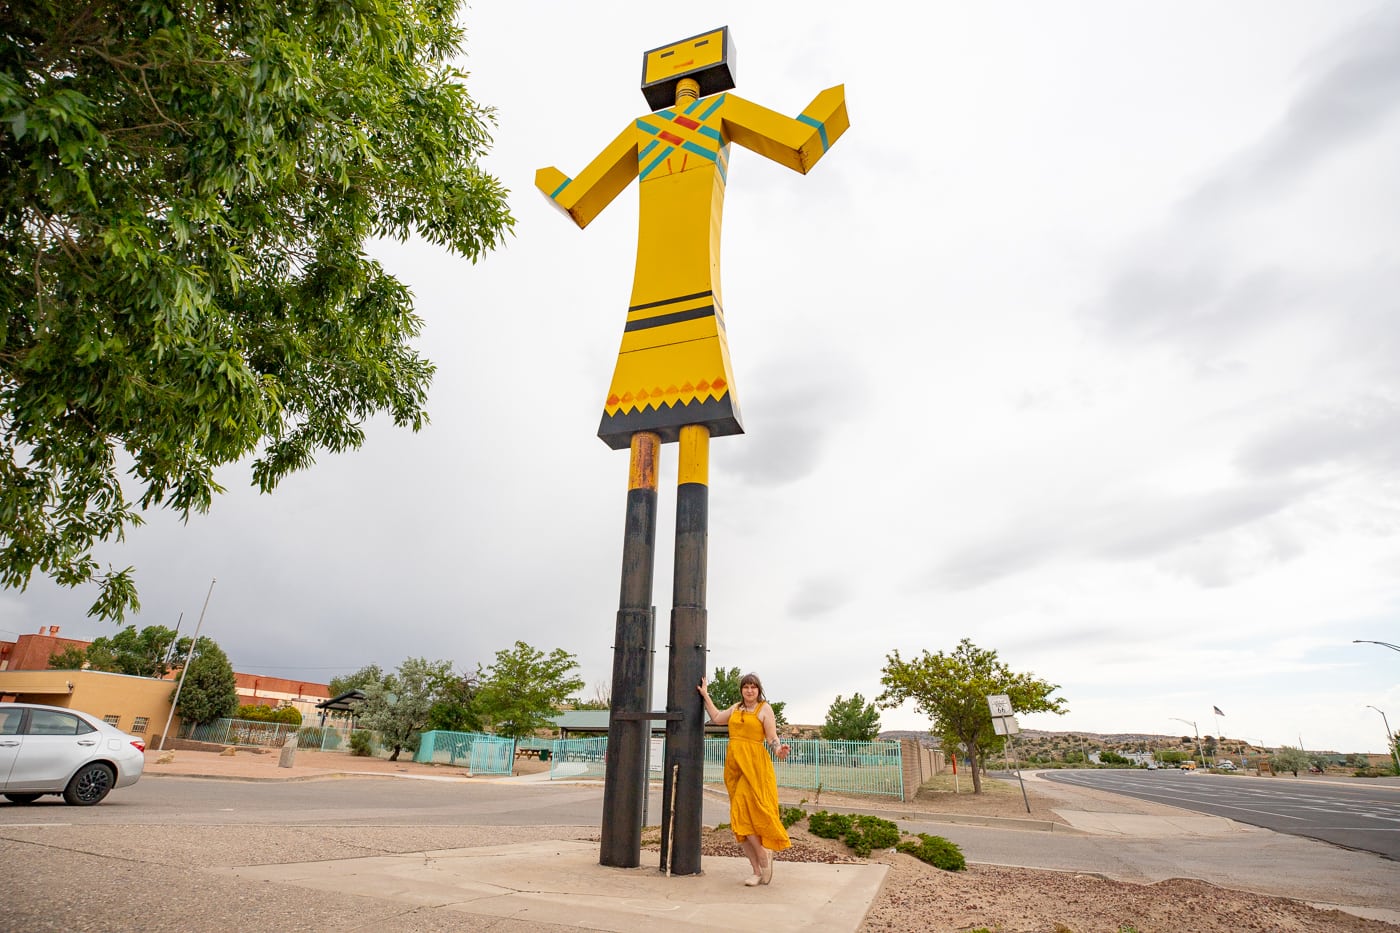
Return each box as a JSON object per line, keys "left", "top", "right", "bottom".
{"left": 143, "top": 769, "right": 475, "bottom": 784}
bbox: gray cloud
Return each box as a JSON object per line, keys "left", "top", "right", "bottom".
{"left": 716, "top": 346, "right": 866, "bottom": 489}
{"left": 1237, "top": 395, "right": 1400, "bottom": 477}
{"left": 1087, "top": 6, "right": 1400, "bottom": 351}
{"left": 1188, "top": 5, "right": 1400, "bottom": 212}
{"left": 786, "top": 574, "right": 853, "bottom": 619}
{"left": 926, "top": 479, "right": 1313, "bottom": 590}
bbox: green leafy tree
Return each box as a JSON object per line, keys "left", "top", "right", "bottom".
{"left": 821, "top": 693, "right": 881, "bottom": 742}
{"left": 1270, "top": 745, "right": 1312, "bottom": 777}
{"left": 474, "top": 641, "right": 584, "bottom": 739}
{"left": 329, "top": 664, "right": 392, "bottom": 698}
{"left": 47, "top": 644, "right": 88, "bottom": 670}
{"left": 0, "top": 0, "right": 514, "bottom": 622}
{"left": 707, "top": 665, "right": 788, "bottom": 727}
{"left": 877, "top": 638, "right": 1067, "bottom": 793}
{"left": 356, "top": 657, "right": 454, "bottom": 761}
{"left": 172, "top": 638, "right": 237, "bottom": 725}
{"left": 424, "top": 672, "right": 482, "bottom": 733}
{"left": 50, "top": 624, "right": 187, "bottom": 677}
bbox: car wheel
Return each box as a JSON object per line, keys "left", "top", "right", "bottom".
{"left": 63, "top": 763, "right": 115, "bottom": 806}
{"left": 3, "top": 793, "right": 42, "bottom": 804}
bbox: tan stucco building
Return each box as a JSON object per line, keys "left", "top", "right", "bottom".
{"left": 0, "top": 668, "right": 181, "bottom": 743}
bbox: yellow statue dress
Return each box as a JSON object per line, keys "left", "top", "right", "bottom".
{"left": 724, "top": 701, "right": 791, "bottom": 851}
{"left": 536, "top": 86, "right": 848, "bottom": 450}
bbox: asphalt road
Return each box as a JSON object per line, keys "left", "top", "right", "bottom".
{"left": 3, "top": 773, "right": 1398, "bottom": 928}
{"left": 0, "top": 773, "right": 732, "bottom": 827}
{"left": 1040, "top": 769, "right": 1400, "bottom": 860}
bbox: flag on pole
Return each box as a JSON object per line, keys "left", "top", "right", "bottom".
{"left": 1213, "top": 706, "right": 1225, "bottom": 717}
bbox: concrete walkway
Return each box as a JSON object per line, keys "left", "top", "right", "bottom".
{"left": 128, "top": 751, "right": 1400, "bottom": 930}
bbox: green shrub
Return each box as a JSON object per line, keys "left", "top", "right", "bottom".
{"left": 779, "top": 805, "right": 807, "bottom": 828}
{"left": 348, "top": 730, "right": 374, "bottom": 757}
{"left": 807, "top": 811, "right": 901, "bottom": 857}
{"left": 236, "top": 704, "right": 302, "bottom": 726}
{"left": 896, "top": 833, "right": 966, "bottom": 871}
{"left": 807, "top": 810, "right": 851, "bottom": 840}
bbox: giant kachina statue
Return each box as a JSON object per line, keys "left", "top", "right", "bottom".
{"left": 536, "top": 26, "right": 847, "bottom": 875}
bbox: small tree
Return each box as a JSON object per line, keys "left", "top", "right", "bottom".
{"left": 47, "top": 645, "right": 89, "bottom": 670}
{"left": 49, "top": 624, "right": 188, "bottom": 678}
{"left": 356, "top": 657, "right": 454, "bottom": 761}
{"left": 172, "top": 638, "right": 237, "bottom": 725}
{"left": 878, "top": 638, "right": 1067, "bottom": 794}
{"left": 1271, "top": 745, "right": 1311, "bottom": 777}
{"left": 821, "top": 693, "right": 881, "bottom": 742}
{"left": 474, "top": 642, "right": 584, "bottom": 739}
{"left": 424, "top": 672, "right": 482, "bottom": 733}
{"left": 329, "top": 664, "right": 392, "bottom": 697}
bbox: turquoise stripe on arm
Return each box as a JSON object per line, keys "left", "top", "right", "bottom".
{"left": 550, "top": 178, "right": 572, "bottom": 198}
{"left": 797, "top": 114, "right": 828, "bottom": 152}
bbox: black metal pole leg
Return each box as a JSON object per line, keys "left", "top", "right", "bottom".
{"left": 600, "top": 431, "right": 660, "bottom": 868}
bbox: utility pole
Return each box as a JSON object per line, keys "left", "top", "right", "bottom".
{"left": 158, "top": 579, "right": 215, "bottom": 751}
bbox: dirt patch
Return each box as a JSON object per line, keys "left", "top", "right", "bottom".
{"left": 710, "top": 774, "right": 1400, "bottom": 932}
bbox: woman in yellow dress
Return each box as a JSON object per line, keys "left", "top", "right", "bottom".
{"left": 698, "top": 672, "right": 791, "bottom": 885}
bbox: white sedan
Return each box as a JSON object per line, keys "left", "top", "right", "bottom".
{"left": 0, "top": 703, "right": 146, "bottom": 805}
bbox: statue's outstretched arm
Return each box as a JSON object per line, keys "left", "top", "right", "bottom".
{"left": 721, "top": 85, "right": 849, "bottom": 174}
{"left": 535, "top": 125, "right": 639, "bottom": 229}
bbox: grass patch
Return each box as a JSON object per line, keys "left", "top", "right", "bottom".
{"left": 915, "top": 773, "right": 1021, "bottom": 798}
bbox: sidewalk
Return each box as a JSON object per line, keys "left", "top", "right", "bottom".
{"left": 143, "top": 745, "right": 504, "bottom": 782}
{"left": 136, "top": 750, "right": 1400, "bottom": 930}
{"left": 141, "top": 745, "right": 885, "bottom": 932}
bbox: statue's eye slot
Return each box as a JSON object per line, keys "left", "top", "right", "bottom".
{"left": 660, "top": 51, "right": 674, "bottom": 58}
{"left": 694, "top": 40, "right": 709, "bottom": 47}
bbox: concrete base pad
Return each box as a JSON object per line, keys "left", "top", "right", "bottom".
{"left": 226, "top": 840, "right": 889, "bottom": 932}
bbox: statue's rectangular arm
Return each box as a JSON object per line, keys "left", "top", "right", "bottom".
{"left": 535, "top": 125, "right": 639, "bottom": 229}
{"left": 721, "top": 85, "right": 849, "bottom": 174}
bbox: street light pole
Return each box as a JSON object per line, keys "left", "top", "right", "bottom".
{"left": 1170, "top": 717, "right": 1204, "bottom": 768}
{"left": 158, "top": 579, "right": 216, "bottom": 752}
{"left": 1353, "top": 639, "right": 1400, "bottom": 653}
{"left": 1365, "top": 705, "right": 1400, "bottom": 775}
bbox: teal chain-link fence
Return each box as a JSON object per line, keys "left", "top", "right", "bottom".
{"left": 414, "top": 730, "right": 515, "bottom": 774}
{"left": 546, "top": 736, "right": 903, "bottom": 798}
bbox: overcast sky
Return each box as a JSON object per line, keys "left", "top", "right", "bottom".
{"left": 5, "top": 2, "right": 1399, "bottom": 755}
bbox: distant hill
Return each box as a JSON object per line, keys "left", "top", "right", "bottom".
{"left": 878, "top": 727, "right": 1341, "bottom": 756}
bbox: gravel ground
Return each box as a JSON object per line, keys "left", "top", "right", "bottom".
{"left": 689, "top": 777, "right": 1400, "bottom": 933}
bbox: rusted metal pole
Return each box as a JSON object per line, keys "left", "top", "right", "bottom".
{"left": 660, "top": 424, "right": 709, "bottom": 875}
{"left": 600, "top": 432, "right": 660, "bottom": 868}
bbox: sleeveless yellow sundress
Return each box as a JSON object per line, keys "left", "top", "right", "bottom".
{"left": 724, "top": 701, "right": 791, "bottom": 851}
